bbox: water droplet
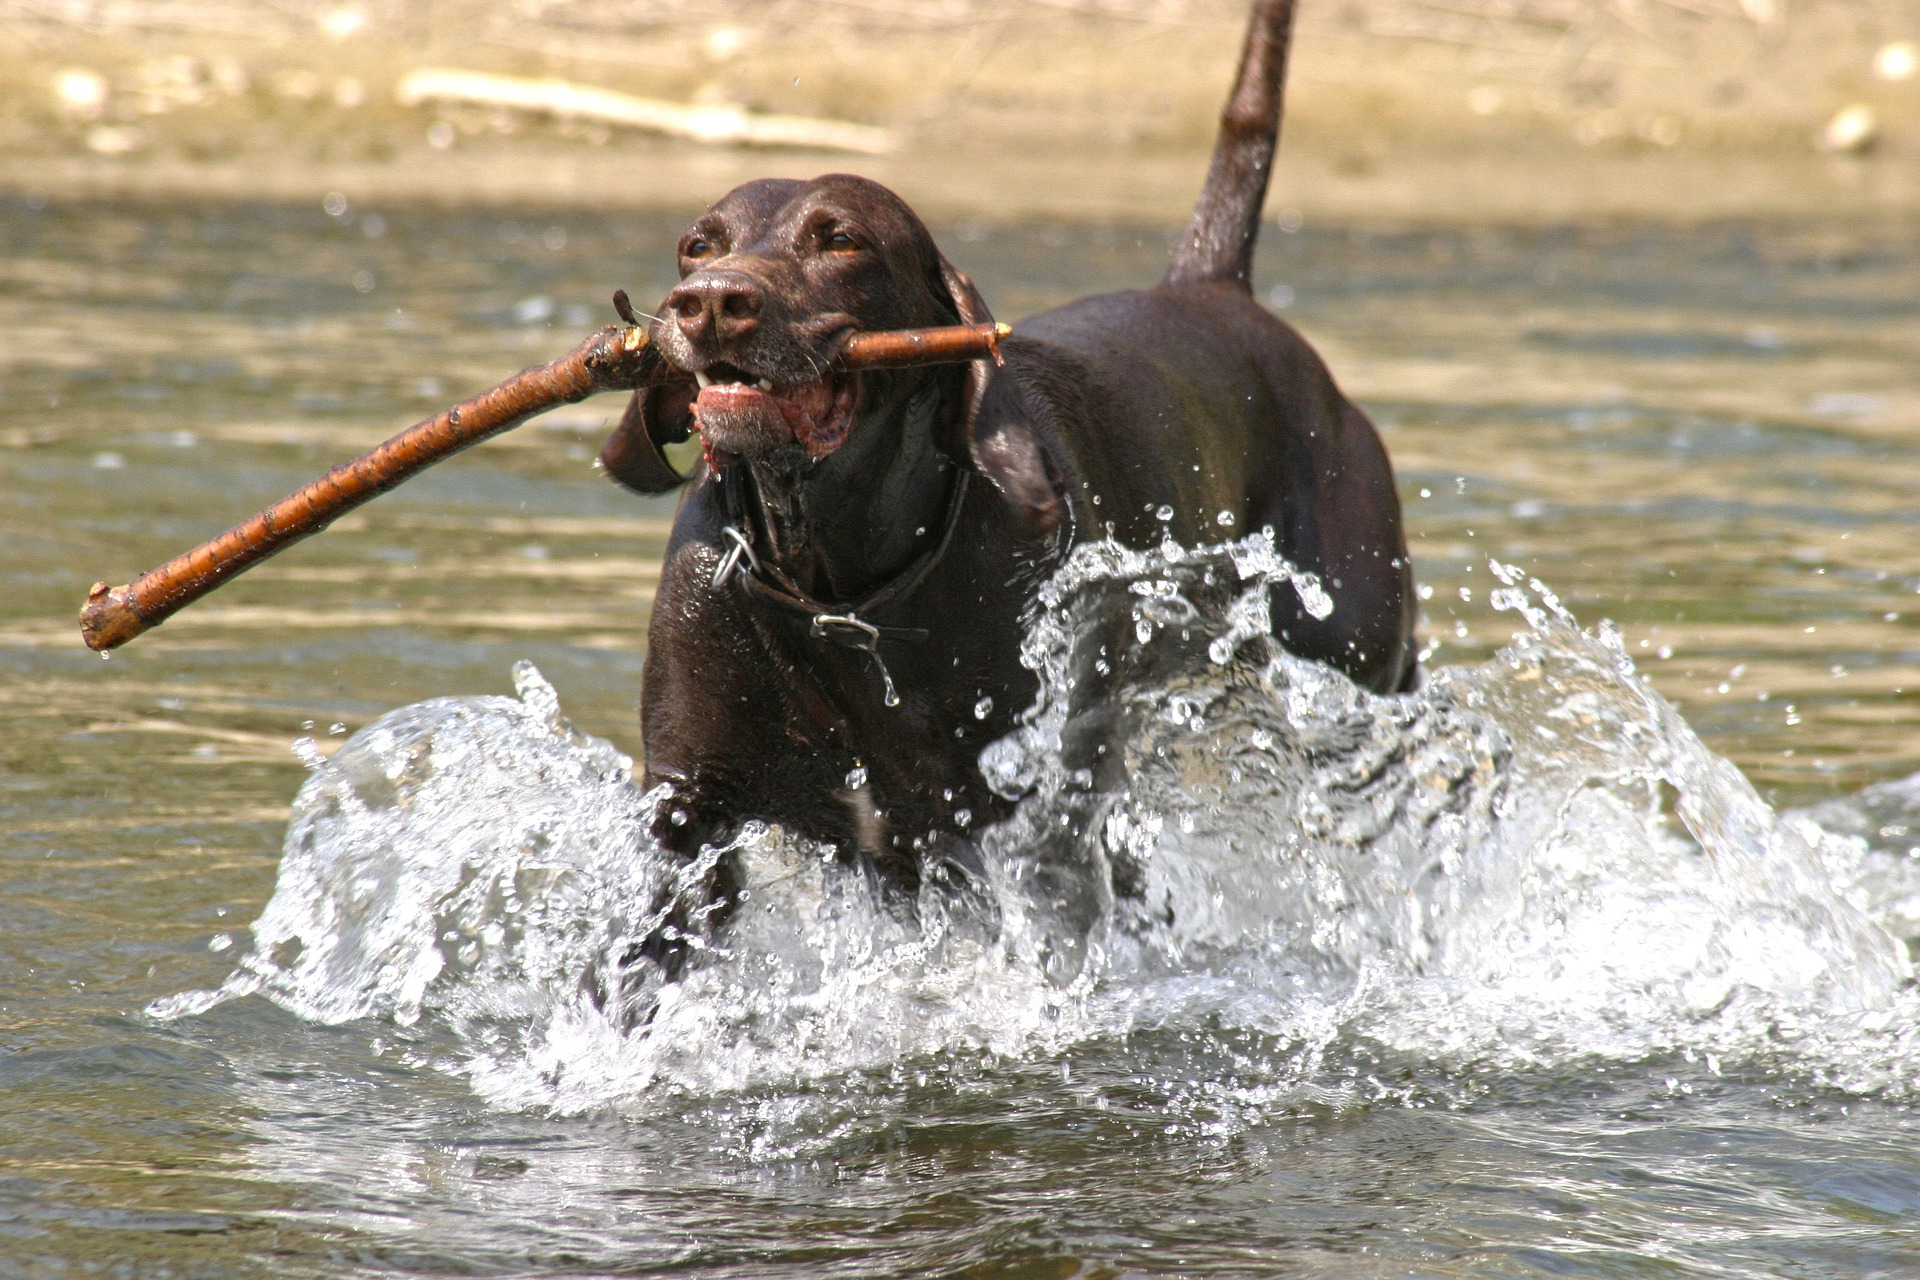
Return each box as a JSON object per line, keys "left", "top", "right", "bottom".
{"left": 845, "top": 764, "right": 868, "bottom": 790}
{"left": 973, "top": 696, "right": 993, "bottom": 720}
{"left": 1155, "top": 504, "right": 1174, "bottom": 522}
{"left": 511, "top": 660, "right": 563, "bottom": 726}
{"left": 1215, "top": 510, "right": 1236, "bottom": 526}
{"left": 208, "top": 932, "right": 233, "bottom": 953}
{"left": 292, "top": 737, "right": 325, "bottom": 770}
{"left": 669, "top": 808, "right": 689, "bottom": 826}
{"left": 328, "top": 722, "right": 347, "bottom": 735}
{"left": 953, "top": 808, "right": 972, "bottom": 827}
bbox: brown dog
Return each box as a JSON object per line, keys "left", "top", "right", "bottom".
{"left": 598, "top": 0, "right": 1416, "bottom": 982}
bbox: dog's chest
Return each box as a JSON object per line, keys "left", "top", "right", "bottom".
{"left": 739, "top": 563, "right": 1035, "bottom": 836}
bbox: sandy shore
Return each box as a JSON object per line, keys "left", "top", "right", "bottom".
{"left": 7, "top": 139, "right": 1916, "bottom": 226}
{"left": 3, "top": 0, "right": 1917, "bottom": 223}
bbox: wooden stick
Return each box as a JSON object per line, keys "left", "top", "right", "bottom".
{"left": 78, "top": 319, "right": 1013, "bottom": 651}
{"left": 79, "top": 324, "right": 661, "bottom": 651}
{"left": 840, "top": 321, "right": 1010, "bottom": 368}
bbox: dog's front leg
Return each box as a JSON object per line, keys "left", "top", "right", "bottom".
{"left": 616, "top": 697, "right": 772, "bottom": 1005}
{"left": 582, "top": 523, "right": 803, "bottom": 1022}
{"left": 578, "top": 780, "right": 743, "bottom": 1030}
{"left": 1001, "top": 603, "right": 1148, "bottom": 986}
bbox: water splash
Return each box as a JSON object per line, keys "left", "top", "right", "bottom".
{"left": 155, "top": 538, "right": 1920, "bottom": 1113}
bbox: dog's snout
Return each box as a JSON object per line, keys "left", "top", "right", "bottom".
{"left": 666, "top": 272, "right": 765, "bottom": 345}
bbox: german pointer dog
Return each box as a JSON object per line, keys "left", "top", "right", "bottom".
{"left": 597, "top": 0, "right": 1416, "bottom": 983}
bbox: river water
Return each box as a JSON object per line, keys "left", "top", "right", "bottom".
{"left": 4, "top": 194, "right": 1919, "bottom": 1277}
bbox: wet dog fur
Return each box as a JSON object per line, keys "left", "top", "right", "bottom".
{"left": 596, "top": 0, "right": 1417, "bottom": 981}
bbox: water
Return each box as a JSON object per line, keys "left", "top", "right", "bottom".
{"left": 5, "top": 195, "right": 1920, "bottom": 1276}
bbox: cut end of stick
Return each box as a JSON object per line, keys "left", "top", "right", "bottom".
{"left": 80, "top": 581, "right": 149, "bottom": 651}
{"left": 835, "top": 321, "right": 1012, "bottom": 370}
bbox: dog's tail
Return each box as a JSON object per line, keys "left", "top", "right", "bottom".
{"left": 1162, "top": 0, "right": 1297, "bottom": 291}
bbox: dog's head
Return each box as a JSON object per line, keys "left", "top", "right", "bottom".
{"left": 607, "top": 173, "right": 1063, "bottom": 538}
{"left": 634, "top": 175, "right": 981, "bottom": 469}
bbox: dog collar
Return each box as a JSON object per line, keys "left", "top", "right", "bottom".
{"left": 713, "top": 468, "right": 973, "bottom": 708}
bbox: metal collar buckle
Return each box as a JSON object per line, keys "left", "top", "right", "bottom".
{"left": 809, "top": 613, "right": 881, "bottom": 650}
{"left": 710, "top": 524, "right": 761, "bottom": 589}
{"left": 810, "top": 613, "right": 900, "bottom": 708}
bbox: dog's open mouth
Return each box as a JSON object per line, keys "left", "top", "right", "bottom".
{"left": 691, "top": 362, "right": 859, "bottom": 465}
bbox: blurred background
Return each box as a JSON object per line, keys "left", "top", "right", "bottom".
{"left": 4, "top": 0, "right": 1918, "bottom": 220}
{"left": 5, "top": 7, "right": 1920, "bottom": 1276}
{"left": 2, "top": 0, "right": 1918, "bottom": 802}
{"left": 3, "top": 0, "right": 1918, "bottom": 803}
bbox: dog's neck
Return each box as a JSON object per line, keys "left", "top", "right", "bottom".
{"left": 734, "top": 379, "right": 955, "bottom": 603}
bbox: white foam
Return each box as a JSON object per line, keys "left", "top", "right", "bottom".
{"left": 154, "top": 538, "right": 1920, "bottom": 1112}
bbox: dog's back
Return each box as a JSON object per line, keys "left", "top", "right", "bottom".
{"left": 973, "top": 0, "right": 1417, "bottom": 692}
{"left": 990, "top": 287, "right": 1415, "bottom": 692}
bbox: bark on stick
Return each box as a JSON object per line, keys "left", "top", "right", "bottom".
{"left": 78, "top": 320, "right": 1012, "bottom": 651}
{"left": 80, "top": 324, "right": 663, "bottom": 651}
{"left": 840, "top": 322, "right": 1009, "bottom": 368}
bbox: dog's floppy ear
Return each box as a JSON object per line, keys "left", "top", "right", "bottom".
{"left": 937, "top": 252, "right": 1065, "bottom": 541}
{"left": 599, "top": 381, "right": 697, "bottom": 494}
{"left": 938, "top": 252, "right": 993, "bottom": 327}
{"left": 936, "top": 252, "right": 994, "bottom": 457}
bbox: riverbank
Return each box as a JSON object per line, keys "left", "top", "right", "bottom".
{"left": 8, "top": 138, "right": 1917, "bottom": 226}
{"left": 3, "top": 0, "right": 1918, "bottom": 224}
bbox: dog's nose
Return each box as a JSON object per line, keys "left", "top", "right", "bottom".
{"left": 666, "top": 272, "right": 764, "bottom": 345}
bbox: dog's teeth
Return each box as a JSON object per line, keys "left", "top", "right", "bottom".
{"left": 757, "top": 379, "right": 774, "bottom": 392}
{"left": 695, "top": 371, "right": 712, "bottom": 389}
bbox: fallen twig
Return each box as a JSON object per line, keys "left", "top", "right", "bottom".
{"left": 395, "top": 67, "right": 897, "bottom": 154}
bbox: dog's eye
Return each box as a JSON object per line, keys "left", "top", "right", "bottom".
{"left": 683, "top": 237, "right": 714, "bottom": 259}
{"left": 824, "top": 230, "right": 860, "bottom": 252}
